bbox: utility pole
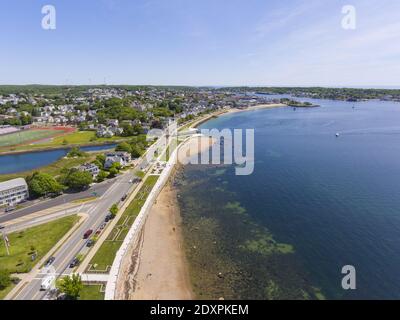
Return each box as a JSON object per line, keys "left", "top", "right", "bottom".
{"left": 1, "top": 231, "right": 10, "bottom": 255}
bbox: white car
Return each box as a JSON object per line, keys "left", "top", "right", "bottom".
{"left": 40, "top": 275, "right": 55, "bottom": 291}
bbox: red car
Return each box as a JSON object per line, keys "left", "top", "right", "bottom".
{"left": 83, "top": 229, "right": 93, "bottom": 239}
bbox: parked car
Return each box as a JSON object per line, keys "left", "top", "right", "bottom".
{"left": 99, "top": 222, "right": 107, "bottom": 230}
{"left": 0, "top": 225, "right": 4, "bottom": 230}
{"left": 83, "top": 229, "right": 93, "bottom": 239}
{"left": 45, "top": 256, "right": 55, "bottom": 267}
{"left": 5, "top": 206, "right": 15, "bottom": 213}
{"left": 105, "top": 214, "right": 114, "bottom": 222}
{"left": 121, "top": 194, "right": 127, "bottom": 201}
{"left": 86, "top": 239, "right": 94, "bottom": 247}
{"left": 69, "top": 257, "right": 80, "bottom": 268}
{"left": 95, "top": 230, "right": 101, "bottom": 236}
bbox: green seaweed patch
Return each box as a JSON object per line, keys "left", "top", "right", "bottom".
{"left": 224, "top": 201, "right": 246, "bottom": 215}
{"left": 312, "top": 287, "right": 326, "bottom": 300}
{"left": 265, "top": 280, "right": 282, "bottom": 300}
{"left": 212, "top": 169, "right": 227, "bottom": 176}
{"left": 240, "top": 232, "right": 294, "bottom": 256}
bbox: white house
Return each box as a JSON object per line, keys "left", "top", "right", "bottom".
{"left": 78, "top": 163, "right": 100, "bottom": 178}
{"left": 104, "top": 152, "right": 132, "bottom": 169}
{"left": 0, "top": 178, "right": 29, "bottom": 207}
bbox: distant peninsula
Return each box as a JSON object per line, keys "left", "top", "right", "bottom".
{"left": 280, "top": 98, "right": 320, "bottom": 108}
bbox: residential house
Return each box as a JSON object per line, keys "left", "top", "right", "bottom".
{"left": 78, "top": 163, "right": 100, "bottom": 178}
{"left": 104, "top": 152, "right": 132, "bottom": 169}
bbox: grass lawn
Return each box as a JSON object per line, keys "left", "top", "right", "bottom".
{"left": 88, "top": 175, "right": 159, "bottom": 271}
{"left": 89, "top": 241, "right": 122, "bottom": 271}
{"left": 44, "top": 131, "right": 122, "bottom": 147}
{"left": 0, "top": 282, "right": 16, "bottom": 300}
{"left": 0, "top": 153, "right": 99, "bottom": 182}
{"left": 80, "top": 284, "right": 104, "bottom": 300}
{"left": 0, "top": 215, "right": 79, "bottom": 273}
{"left": 72, "top": 196, "right": 98, "bottom": 204}
{"left": 0, "top": 129, "right": 59, "bottom": 147}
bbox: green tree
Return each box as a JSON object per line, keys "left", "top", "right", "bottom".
{"left": 56, "top": 274, "right": 83, "bottom": 300}
{"left": 115, "top": 142, "right": 132, "bottom": 153}
{"left": 132, "top": 124, "right": 144, "bottom": 135}
{"left": 26, "top": 172, "right": 65, "bottom": 198}
{"left": 108, "top": 167, "right": 119, "bottom": 178}
{"left": 96, "top": 170, "right": 108, "bottom": 182}
{"left": 130, "top": 145, "right": 143, "bottom": 158}
{"left": 121, "top": 123, "right": 135, "bottom": 137}
{"left": 95, "top": 154, "right": 106, "bottom": 169}
{"left": 61, "top": 169, "right": 93, "bottom": 190}
{"left": 67, "top": 147, "right": 86, "bottom": 158}
{"left": 110, "top": 204, "right": 119, "bottom": 217}
{"left": 20, "top": 114, "right": 32, "bottom": 125}
{"left": 0, "top": 269, "right": 11, "bottom": 290}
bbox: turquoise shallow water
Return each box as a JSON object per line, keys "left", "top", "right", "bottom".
{"left": 188, "top": 97, "right": 400, "bottom": 299}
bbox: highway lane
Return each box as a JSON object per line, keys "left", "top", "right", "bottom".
{"left": 13, "top": 171, "right": 138, "bottom": 300}
{"left": 0, "top": 180, "right": 114, "bottom": 224}
{"left": 0, "top": 143, "right": 157, "bottom": 226}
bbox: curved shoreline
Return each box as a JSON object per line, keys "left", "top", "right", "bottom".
{"left": 192, "top": 103, "right": 287, "bottom": 129}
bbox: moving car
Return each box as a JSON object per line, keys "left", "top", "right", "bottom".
{"left": 40, "top": 275, "right": 55, "bottom": 291}
{"left": 69, "top": 257, "right": 80, "bottom": 268}
{"left": 83, "top": 229, "right": 93, "bottom": 239}
{"left": 45, "top": 256, "right": 55, "bottom": 267}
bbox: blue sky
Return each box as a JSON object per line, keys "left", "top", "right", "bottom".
{"left": 0, "top": 0, "right": 399, "bottom": 87}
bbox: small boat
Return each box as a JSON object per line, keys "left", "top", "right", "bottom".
{"left": 335, "top": 133, "right": 340, "bottom": 137}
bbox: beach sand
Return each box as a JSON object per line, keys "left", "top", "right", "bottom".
{"left": 227, "top": 103, "right": 286, "bottom": 114}
{"left": 117, "top": 179, "right": 193, "bottom": 300}
{"left": 115, "top": 136, "right": 216, "bottom": 300}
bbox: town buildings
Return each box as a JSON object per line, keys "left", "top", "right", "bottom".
{"left": 0, "top": 178, "right": 29, "bottom": 207}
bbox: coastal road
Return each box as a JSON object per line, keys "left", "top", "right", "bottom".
{"left": 0, "top": 148, "right": 156, "bottom": 226}
{"left": 12, "top": 170, "right": 140, "bottom": 300}
{"left": 0, "top": 180, "right": 114, "bottom": 225}
{"left": 11, "top": 137, "right": 162, "bottom": 300}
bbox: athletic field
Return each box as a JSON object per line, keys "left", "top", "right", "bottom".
{"left": 0, "top": 128, "right": 69, "bottom": 147}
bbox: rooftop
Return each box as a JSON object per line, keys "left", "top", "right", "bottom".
{"left": 0, "top": 178, "right": 27, "bottom": 192}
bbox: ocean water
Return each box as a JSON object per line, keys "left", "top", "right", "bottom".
{"left": 178, "top": 98, "right": 400, "bottom": 299}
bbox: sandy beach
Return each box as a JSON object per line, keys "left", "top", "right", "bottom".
{"left": 115, "top": 177, "right": 193, "bottom": 300}
{"left": 115, "top": 136, "right": 216, "bottom": 300}
{"left": 226, "top": 103, "right": 287, "bottom": 114}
